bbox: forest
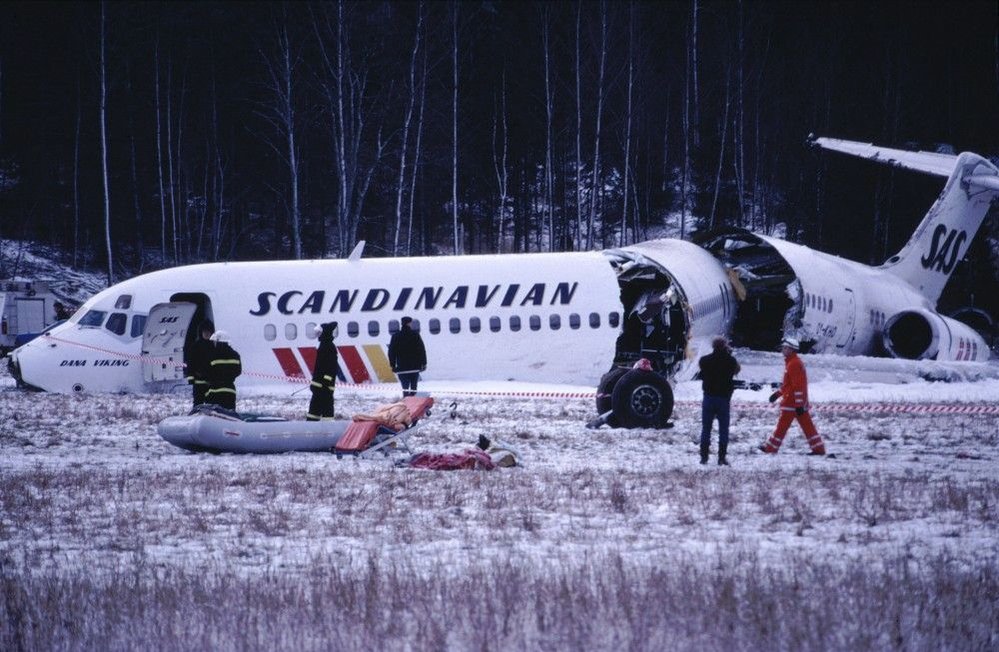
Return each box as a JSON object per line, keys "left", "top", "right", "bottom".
{"left": 0, "top": 0, "right": 997, "bottom": 314}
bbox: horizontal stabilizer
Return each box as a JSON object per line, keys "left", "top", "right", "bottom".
{"left": 809, "top": 136, "right": 958, "bottom": 178}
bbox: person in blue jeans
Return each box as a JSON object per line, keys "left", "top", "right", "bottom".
{"left": 388, "top": 316, "right": 427, "bottom": 397}
{"left": 698, "top": 336, "right": 741, "bottom": 465}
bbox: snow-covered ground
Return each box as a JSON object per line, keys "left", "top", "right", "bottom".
{"left": 2, "top": 355, "right": 998, "bottom": 650}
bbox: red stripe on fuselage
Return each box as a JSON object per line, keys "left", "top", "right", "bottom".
{"left": 298, "top": 347, "right": 317, "bottom": 375}
{"left": 273, "top": 348, "right": 305, "bottom": 378}
{"left": 338, "top": 345, "right": 370, "bottom": 383}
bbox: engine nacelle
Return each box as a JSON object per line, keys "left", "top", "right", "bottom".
{"left": 883, "top": 308, "right": 988, "bottom": 361}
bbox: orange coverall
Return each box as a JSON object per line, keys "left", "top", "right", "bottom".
{"left": 762, "top": 352, "right": 826, "bottom": 454}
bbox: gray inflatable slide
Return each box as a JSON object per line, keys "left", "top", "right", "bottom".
{"left": 158, "top": 405, "right": 349, "bottom": 453}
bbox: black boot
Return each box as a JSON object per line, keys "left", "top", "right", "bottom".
{"left": 718, "top": 441, "right": 729, "bottom": 466}
{"left": 699, "top": 443, "right": 710, "bottom": 465}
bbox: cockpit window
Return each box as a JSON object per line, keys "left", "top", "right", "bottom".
{"left": 105, "top": 312, "right": 127, "bottom": 336}
{"left": 115, "top": 295, "right": 132, "bottom": 310}
{"left": 79, "top": 310, "right": 107, "bottom": 327}
{"left": 130, "top": 314, "right": 147, "bottom": 339}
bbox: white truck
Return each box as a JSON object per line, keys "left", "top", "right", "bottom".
{"left": 1, "top": 280, "right": 67, "bottom": 355}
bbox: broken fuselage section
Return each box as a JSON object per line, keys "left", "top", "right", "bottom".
{"left": 606, "top": 239, "right": 736, "bottom": 373}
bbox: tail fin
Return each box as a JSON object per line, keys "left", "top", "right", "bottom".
{"left": 880, "top": 152, "right": 999, "bottom": 303}
{"left": 811, "top": 137, "right": 999, "bottom": 304}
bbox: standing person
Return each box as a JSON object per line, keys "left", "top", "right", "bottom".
{"left": 698, "top": 336, "right": 741, "bottom": 465}
{"left": 307, "top": 322, "right": 340, "bottom": 421}
{"left": 760, "top": 337, "right": 826, "bottom": 455}
{"left": 184, "top": 319, "right": 215, "bottom": 410}
{"left": 388, "top": 316, "right": 427, "bottom": 397}
{"left": 205, "top": 330, "right": 241, "bottom": 411}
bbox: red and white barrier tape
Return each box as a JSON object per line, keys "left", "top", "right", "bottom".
{"left": 31, "top": 334, "right": 999, "bottom": 411}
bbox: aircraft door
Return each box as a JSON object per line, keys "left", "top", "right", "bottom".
{"left": 142, "top": 302, "right": 197, "bottom": 383}
{"left": 836, "top": 288, "right": 856, "bottom": 348}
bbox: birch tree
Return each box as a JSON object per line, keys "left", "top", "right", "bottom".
{"left": 451, "top": 1, "right": 461, "bottom": 254}
{"left": 312, "top": 1, "right": 387, "bottom": 254}
{"left": 586, "top": 1, "right": 607, "bottom": 250}
{"left": 541, "top": 5, "right": 555, "bottom": 251}
{"left": 492, "top": 69, "right": 509, "bottom": 254}
{"left": 98, "top": 0, "right": 113, "bottom": 284}
{"left": 257, "top": 5, "right": 303, "bottom": 259}
{"left": 620, "top": 2, "right": 635, "bottom": 246}
{"left": 393, "top": 2, "right": 423, "bottom": 256}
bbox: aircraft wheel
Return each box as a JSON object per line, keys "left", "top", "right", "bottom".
{"left": 611, "top": 369, "right": 674, "bottom": 429}
{"left": 595, "top": 367, "right": 628, "bottom": 427}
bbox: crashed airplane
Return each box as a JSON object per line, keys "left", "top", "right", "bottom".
{"left": 8, "top": 137, "right": 998, "bottom": 427}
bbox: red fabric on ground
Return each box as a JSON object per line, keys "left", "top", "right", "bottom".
{"left": 407, "top": 449, "right": 495, "bottom": 471}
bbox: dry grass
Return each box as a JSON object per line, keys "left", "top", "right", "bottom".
{"left": 2, "top": 386, "right": 999, "bottom": 649}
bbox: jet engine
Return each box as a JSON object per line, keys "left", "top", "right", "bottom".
{"left": 883, "top": 308, "right": 988, "bottom": 361}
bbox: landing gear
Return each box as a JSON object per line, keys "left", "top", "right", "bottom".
{"left": 591, "top": 366, "right": 674, "bottom": 429}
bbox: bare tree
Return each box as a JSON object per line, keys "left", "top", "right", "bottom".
{"left": 98, "top": 0, "right": 113, "bottom": 285}
{"left": 574, "top": 4, "right": 584, "bottom": 250}
{"left": 125, "top": 60, "right": 144, "bottom": 268}
{"left": 541, "top": 5, "right": 555, "bottom": 251}
{"left": 586, "top": 1, "right": 607, "bottom": 250}
{"left": 451, "top": 1, "right": 461, "bottom": 254}
{"left": 73, "top": 74, "right": 81, "bottom": 268}
{"left": 406, "top": 32, "right": 429, "bottom": 256}
{"left": 257, "top": 4, "right": 303, "bottom": 259}
{"left": 492, "top": 69, "right": 509, "bottom": 254}
{"left": 154, "top": 42, "right": 168, "bottom": 264}
{"left": 312, "top": 1, "right": 387, "bottom": 254}
{"left": 620, "top": 2, "right": 635, "bottom": 246}
{"left": 393, "top": 2, "right": 423, "bottom": 256}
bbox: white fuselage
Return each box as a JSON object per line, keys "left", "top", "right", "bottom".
{"left": 12, "top": 251, "right": 630, "bottom": 394}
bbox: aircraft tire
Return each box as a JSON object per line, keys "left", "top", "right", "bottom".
{"left": 611, "top": 369, "right": 673, "bottom": 429}
{"left": 595, "top": 367, "right": 629, "bottom": 427}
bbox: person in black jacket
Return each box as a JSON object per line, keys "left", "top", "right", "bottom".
{"left": 184, "top": 319, "right": 215, "bottom": 410}
{"left": 698, "top": 336, "right": 741, "bottom": 465}
{"left": 205, "top": 330, "right": 241, "bottom": 411}
{"left": 388, "top": 316, "right": 427, "bottom": 397}
{"left": 307, "top": 322, "right": 340, "bottom": 421}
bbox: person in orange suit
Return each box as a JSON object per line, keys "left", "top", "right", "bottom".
{"left": 760, "top": 337, "right": 826, "bottom": 455}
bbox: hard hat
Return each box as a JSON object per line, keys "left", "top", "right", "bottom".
{"left": 781, "top": 337, "right": 800, "bottom": 351}
{"left": 210, "top": 330, "right": 231, "bottom": 343}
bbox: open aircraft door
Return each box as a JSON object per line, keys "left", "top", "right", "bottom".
{"left": 836, "top": 288, "right": 856, "bottom": 348}
{"left": 141, "top": 302, "right": 197, "bottom": 384}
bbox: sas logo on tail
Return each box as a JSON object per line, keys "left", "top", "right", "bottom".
{"left": 271, "top": 345, "right": 395, "bottom": 384}
{"left": 920, "top": 225, "right": 967, "bottom": 274}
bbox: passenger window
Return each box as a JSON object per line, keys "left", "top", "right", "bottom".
{"left": 410, "top": 319, "right": 421, "bottom": 332}
{"left": 368, "top": 321, "right": 380, "bottom": 337}
{"left": 115, "top": 295, "right": 132, "bottom": 310}
{"left": 509, "top": 316, "right": 521, "bottom": 332}
{"left": 589, "top": 312, "right": 601, "bottom": 328}
{"left": 449, "top": 318, "right": 461, "bottom": 334}
{"left": 264, "top": 324, "right": 277, "bottom": 341}
{"left": 549, "top": 314, "right": 561, "bottom": 330}
{"left": 429, "top": 319, "right": 441, "bottom": 335}
{"left": 489, "top": 316, "right": 501, "bottom": 333}
{"left": 305, "top": 322, "right": 317, "bottom": 339}
{"left": 347, "top": 321, "right": 359, "bottom": 337}
{"left": 130, "top": 314, "right": 147, "bottom": 339}
{"left": 285, "top": 323, "right": 297, "bottom": 340}
{"left": 79, "top": 310, "right": 107, "bottom": 327}
{"left": 569, "top": 313, "right": 581, "bottom": 329}
{"left": 609, "top": 312, "right": 620, "bottom": 328}
{"left": 529, "top": 315, "right": 541, "bottom": 331}
{"left": 469, "top": 317, "right": 481, "bottom": 333}
{"left": 388, "top": 319, "right": 400, "bottom": 335}
{"left": 828, "top": 299, "right": 833, "bottom": 312}
{"left": 105, "top": 312, "right": 127, "bottom": 336}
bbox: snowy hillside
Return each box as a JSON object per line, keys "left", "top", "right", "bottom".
{"left": 0, "top": 239, "right": 106, "bottom": 305}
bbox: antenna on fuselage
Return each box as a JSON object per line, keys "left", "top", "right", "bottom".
{"left": 347, "top": 241, "right": 366, "bottom": 261}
